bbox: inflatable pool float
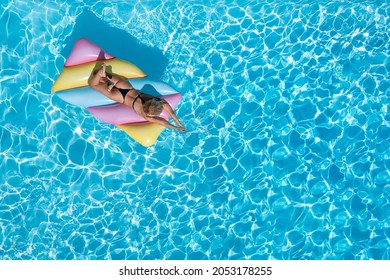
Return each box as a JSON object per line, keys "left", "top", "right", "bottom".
{"left": 52, "top": 38, "right": 182, "bottom": 147}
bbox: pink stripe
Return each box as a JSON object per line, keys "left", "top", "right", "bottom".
{"left": 64, "top": 38, "right": 115, "bottom": 66}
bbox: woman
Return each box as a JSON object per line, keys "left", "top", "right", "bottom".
{"left": 88, "top": 63, "right": 186, "bottom": 132}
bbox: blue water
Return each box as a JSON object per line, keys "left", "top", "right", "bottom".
{"left": 1, "top": 0, "right": 389, "bottom": 260}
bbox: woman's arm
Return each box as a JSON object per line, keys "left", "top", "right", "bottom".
{"left": 145, "top": 116, "right": 186, "bottom": 131}
{"left": 162, "top": 102, "right": 186, "bottom": 130}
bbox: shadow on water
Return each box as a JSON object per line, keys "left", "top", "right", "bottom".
{"left": 61, "top": 9, "right": 168, "bottom": 80}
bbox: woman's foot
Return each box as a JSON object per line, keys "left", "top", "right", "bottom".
{"left": 98, "top": 62, "right": 107, "bottom": 78}
{"left": 107, "top": 81, "right": 115, "bottom": 92}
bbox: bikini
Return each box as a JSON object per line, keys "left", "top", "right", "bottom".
{"left": 132, "top": 92, "right": 146, "bottom": 109}
{"left": 110, "top": 84, "right": 145, "bottom": 107}
{"left": 131, "top": 93, "right": 162, "bottom": 110}
{"left": 118, "top": 88, "right": 132, "bottom": 103}
{"left": 106, "top": 80, "right": 158, "bottom": 108}
{"left": 106, "top": 80, "right": 134, "bottom": 103}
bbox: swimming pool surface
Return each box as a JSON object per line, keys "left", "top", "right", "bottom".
{"left": 1, "top": 0, "right": 389, "bottom": 259}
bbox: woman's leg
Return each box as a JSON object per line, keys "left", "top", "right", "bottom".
{"left": 107, "top": 74, "right": 134, "bottom": 89}
{"left": 88, "top": 64, "right": 123, "bottom": 103}
{"left": 90, "top": 62, "right": 134, "bottom": 89}
{"left": 88, "top": 63, "right": 106, "bottom": 86}
{"left": 90, "top": 83, "right": 123, "bottom": 103}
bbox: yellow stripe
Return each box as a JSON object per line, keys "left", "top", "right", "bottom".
{"left": 52, "top": 58, "right": 146, "bottom": 92}
{"left": 117, "top": 123, "right": 165, "bottom": 147}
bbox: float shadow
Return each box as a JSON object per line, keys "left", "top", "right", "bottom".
{"left": 61, "top": 9, "right": 168, "bottom": 80}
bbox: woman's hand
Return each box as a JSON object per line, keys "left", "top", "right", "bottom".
{"left": 98, "top": 62, "right": 107, "bottom": 77}
{"left": 176, "top": 126, "right": 187, "bottom": 132}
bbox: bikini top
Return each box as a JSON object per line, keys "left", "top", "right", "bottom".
{"left": 132, "top": 93, "right": 146, "bottom": 109}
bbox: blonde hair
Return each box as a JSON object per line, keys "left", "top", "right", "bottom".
{"left": 143, "top": 97, "right": 164, "bottom": 116}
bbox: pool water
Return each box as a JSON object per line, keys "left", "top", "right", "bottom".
{"left": 0, "top": 0, "right": 389, "bottom": 260}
